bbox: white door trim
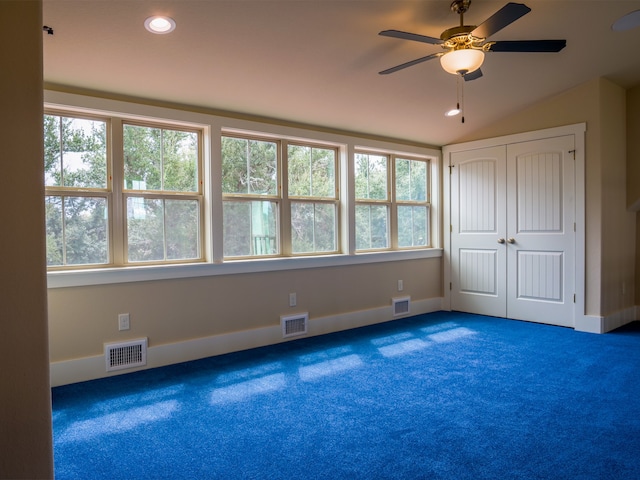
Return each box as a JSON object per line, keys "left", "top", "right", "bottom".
{"left": 442, "top": 123, "right": 586, "bottom": 329}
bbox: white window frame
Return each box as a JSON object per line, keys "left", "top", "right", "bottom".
{"left": 354, "top": 150, "right": 432, "bottom": 252}
{"left": 121, "top": 120, "right": 205, "bottom": 266}
{"left": 44, "top": 111, "right": 112, "bottom": 269}
{"left": 44, "top": 108, "right": 206, "bottom": 269}
{"left": 44, "top": 90, "right": 442, "bottom": 289}
{"left": 393, "top": 155, "right": 432, "bottom": 250}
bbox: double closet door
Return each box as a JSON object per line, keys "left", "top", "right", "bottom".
{"left": 449, "top": 135, "right": 575, "bottom": 327}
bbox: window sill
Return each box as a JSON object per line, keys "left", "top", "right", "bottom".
{"left": 46, "top": 249, "right": 443, "bottom": 288}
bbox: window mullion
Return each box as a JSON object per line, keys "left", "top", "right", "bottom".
{"left": 110, "top": 117, "right": 125, "bottom": 266}
{"left": 390, "top": 156, "right": 398, "bottom": 250}
{"left": 60, "top": 198, "right": 67, "bottom": 266}
{"left": 280, "top": 141, "right": 291, "bottom": 256}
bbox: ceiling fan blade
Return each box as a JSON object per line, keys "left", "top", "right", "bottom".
{"left": 488, "top": 39, "right": 566, "bottom": 52}
{"left": 463, "top": 69, "right": 483, "bottom": 81}
{"left": 379, "top": 52, "right": 443, "bottom": 75}
{"left": 379, "top": 29, "right": 442, "bottom": 45}
{"left": 471, "top": 2, "right": 531, "bottom": 39}
{"left": 612, "top": 9, "right": 640, "bottom": 31}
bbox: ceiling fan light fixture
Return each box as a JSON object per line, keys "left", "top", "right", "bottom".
{"left": 144, "top": 16, "right": 176, "bottom": 34}
{"left": 440, "top": 48, "right": 485, "bottom": 75}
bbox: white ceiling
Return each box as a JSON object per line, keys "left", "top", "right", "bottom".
{"left": 42, "top": 0, "right": 640, "bottom": 146}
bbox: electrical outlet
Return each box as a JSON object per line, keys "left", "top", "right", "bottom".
{"left": 289, "top": 293, "right": 297, "bottom": 307}
{"left": 398, "top": 280, "right": 403, "bottom": 291}
{"left": 118, "top": 313, "right": 130, "bottom": 331}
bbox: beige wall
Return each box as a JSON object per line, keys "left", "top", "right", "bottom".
{"left": 628, "top": 85, "right": 640, "bottom": 303}
{"left": 0, "top": 1, "right": 54, "bottom": 478}
{"left": 599, "top": 80, "right": 635, "bottom": 316}
{"left": 456, "top": 77, "right": 635, "bottom": 318}
{"left": 628, "top": 85, "right": 640, "bottom": 208}
{"left": 49, "top": 258, "right": 441, "bottom": 363}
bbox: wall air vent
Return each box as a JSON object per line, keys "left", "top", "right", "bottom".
{"left": 105, "top": 338, "right": 147, "bottom": 372}
{"left": 392, "top": 296, "right": 411, "bottom": 317}
{"left": 281, "top": 313, "right": 308, "bottom": 338}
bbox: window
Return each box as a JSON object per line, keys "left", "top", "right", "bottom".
{"left": 44, "top": 114, "right": 109, "bottom": 267}
{"left": 288, "top": 144, "right": 338, "bottom": 254}
{"left": 355, "top": 152, "right": 430, "bottom": 251}
{"left": 44, "top": 94, "right": 439, "bottom": 279}
{"left": 44, "top": 112, "right": 203, "bottom": 268}
{"left": 355, "top": 152, "right": 389, "bottom": 250}
{"left": 221, "top": 135, "right": 340, "bottom": 258}
{"left": 395, "top": 157, "right": 430, "bottom": 248}
{"left": 123, "top": 123, "right": 202, "bottom": 263}
{"left": 221, "top": 136, "right": 280, "bottom": 257}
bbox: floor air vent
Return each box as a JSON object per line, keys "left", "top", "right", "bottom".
{"left": 393, "top": 296, "right": 411, "bottom": 317}
{"left": 105, "top": 338, "right": 147, "bottom": 372}
{"left": 281, "top": 313, "right": 308, "bottom": 338}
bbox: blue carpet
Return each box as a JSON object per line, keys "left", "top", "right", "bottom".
{"left": 52, "top": 312, "right": 640, "bottom": 479}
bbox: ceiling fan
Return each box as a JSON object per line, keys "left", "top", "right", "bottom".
{"left": 379, "top": 0, "right": 566, "bottom": 80}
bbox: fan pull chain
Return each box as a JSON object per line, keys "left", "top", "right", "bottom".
{"left": 461, "top": 75, "right": 465, "bottom": 124}
{"left": 456, "top": 73, "right": 465, "bottom": 124}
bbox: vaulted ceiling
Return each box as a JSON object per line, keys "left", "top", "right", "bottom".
{"left": 43, "top": 1, "right": 640, "bottom": 146}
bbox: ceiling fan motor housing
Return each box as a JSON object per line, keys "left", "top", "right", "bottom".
{"left": 451, "top": 0, "right": 472, "bottom": 15}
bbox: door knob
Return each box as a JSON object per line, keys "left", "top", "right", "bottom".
{"left": 497, "top": 238, "right": 505, "bottom": 244}
{"left": 507, "top": 237, "right": 516, "bottom": 244}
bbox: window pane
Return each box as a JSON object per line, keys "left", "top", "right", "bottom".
{"left": 396, "top": 158, "right": 427, "bottom": 202}
{"left": 223, "top": 200, "right": 278, "bottom": 257}
{"left": 124, "top": 126, "right": 199, "bottom": 193}
{"left": 64, "top": 197, "right": 109, "bottom": 265}
{"left": 163, "top": 131, "right": 199, "bottom": 192}
{"left": 355, "top": 204, "right": 389, "bottom": 250}
{"left": 398, "top": 205, "right": 429, "bottom": 248}
{"left": 165, "top": 200, "right": 200, "bottom": 260}
{"left": 44, "top": 115, "right": 61, "bottom": 187}
{"left": 45, "top": 196, "right": 63, "bottom": 266}
{"left": 124, "top": 125, "right": 162, "bottom": 191}
{"left": 44, "top": 115, "right": 107, "bottom": 189}
{"left": 291, "top": 202, "right": 336, "bottom": 254}
{"left": 355, "top": 153, "right": 387, "bottom": 200}
{"left": 127, "top": 198, "right": 164, "bottom": 262}
{"left": 45, "top": 196, "right": 108, "bottom": 266}
{"left": 288, "top": 145, "right": 335, "bottom": 198}
{"left": 222, "top": 137, "right": 277, "bottom": 195}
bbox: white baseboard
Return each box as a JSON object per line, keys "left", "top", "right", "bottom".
{"left": 50, "top": 297, "right": 443, "bottom": 387}
{"left": 574, "top": 306, "right": 638, "bottom": 334}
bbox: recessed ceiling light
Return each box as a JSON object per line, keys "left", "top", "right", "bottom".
{"left": 144, "top": 16, "right": 176, "bottom": 34}
{"left": 445, "top": 106, "right": 461, "bottom": 117}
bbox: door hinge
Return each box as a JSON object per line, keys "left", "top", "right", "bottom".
{"left": 574, "top": 222, "right": 576, "bottom": 232}
{"left": 569, "top": 149, "right": 576, "bottom": 159}
{"left": 450, "top": 224, "right": 453, "bottom": 233}
{"left": 450, "top": 282, "right": 452, "bottom": 291}
{"left": 449, "top": 164, "right": 454, "bottom": 174}
{"left": 573, "top": 293, "right": 576, "bottom": 303}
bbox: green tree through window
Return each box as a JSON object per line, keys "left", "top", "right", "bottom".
{"left": 44, "top": 114, "right": 109, "bottom": 266}
{"left": 123, "top": 124, "right": 201, "bottom": 263}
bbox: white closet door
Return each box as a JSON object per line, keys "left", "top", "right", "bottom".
{"left": 506, "top": 136, "right": 575, "bottom": 326}
{"left": 450, "top": 145, "right": 507, "bottom": 318}
{"left": 450, "top": 136, "right": 575, "bottom": 327}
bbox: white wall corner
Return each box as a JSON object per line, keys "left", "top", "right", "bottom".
{"left": 574, "top": 315, "right": 604, "bottom": 334}
{"left": 574, "top": 306, "right": 638, "bottom": 334}
{"left": 600, "top": 306, "right": 639, "bottom": 333}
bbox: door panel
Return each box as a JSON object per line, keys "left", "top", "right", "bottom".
{"left": 451, "top": 146, "right": 507, "bottom": 318}
{"left": 506, "top": 136, "right": 575, "bottom": 326}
